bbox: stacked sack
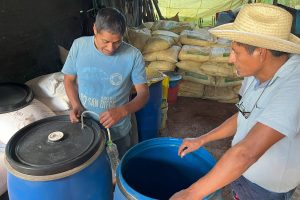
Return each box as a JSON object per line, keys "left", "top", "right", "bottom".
{"left": 176, "top": 28, "right": 242, "bottom": 103}
{"left": 126, "top": 22, "right": 242, "bottom": 103}
{"left": 26, "top": 72, "right": 71, "bottom": 115}
{"left": 144, "top": 20, "right": 195, "bottom": 72}
{"left": 126, "top": 20, "right": 194, "bottom": 128}
{"left": 127, "top": 20, "right": 195, "bottom": 73}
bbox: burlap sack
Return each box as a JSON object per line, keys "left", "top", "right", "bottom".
{"left": 139, "top": 22, "right": 154, "bottom": 29}
{"left": 199, "top": 62, "right": 236, "bottom": 77}
{"left": 211, "top": 38, "right": 231, "bottom": 47}
{"left": 143, "top": 35, "right": 175, "bottom": 53}
{"left": 178, "top": 80, "right": 205, "bottom": 98}
{"left": 176, "top": 61, "right": 204, "bottom": 74}
{"left": 218, "top": 97, "right": 239, "bottom": 103}
{"left": 145, "top": 67, "right": 165, "bottom": 85}
{"left": 143, "top": 46, "right": 181, "bottom": 63}
{"left": 180, "top": 29, "right": 215, "bottom": 47}
{"left": 178, "top": 90, "right": 203, "bottom": 98}
{"left": 151, "top": 20, "right": 195, "bottom": 34}
{"left": 203, "top": 85, "right": 241, "bottom": 101}
{"left": 126, "top": 28, "right": 151, "bottom": 51}
{"left": 147, "top": 61, "right": 176, "bottom": 72}
{"left": 179, "top": 45, "right": 210, "bottom": 62}
{"left": 215, "top": 76, "right": 243, "bottom": 87}
{"left": 209, "top": 47, "right": 231, "bottom": 62}
{"left": 178, "top": 69, "right": 215, "bottom": 86}
{"left": 152, "top": 30, "right": 180, "bottom": 43}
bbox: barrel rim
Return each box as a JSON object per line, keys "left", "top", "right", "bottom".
{"left": 4, "top": 138, "right": 107, "bottom": 181}
{"left": 0, "top": 82, "right": 34, "bottom": 114}
{"left": 5, "top": 115, "right": 106, "bottom": 177}
{"left": 116, "top": 137, "right": 218, "bottom": 199}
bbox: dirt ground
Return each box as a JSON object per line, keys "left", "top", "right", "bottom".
{"left": 159, "top": 96, "right": 300, "bottom": 200}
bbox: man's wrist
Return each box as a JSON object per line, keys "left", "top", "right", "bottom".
{"left": 120, "top": 106, "right": 129, "bottom": 118}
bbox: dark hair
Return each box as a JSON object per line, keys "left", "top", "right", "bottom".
{"left": 236, "top": 42, "right": 288, "bottom": 57}
{"left": 94, "top": 7, "right": 126, "bottom": 36}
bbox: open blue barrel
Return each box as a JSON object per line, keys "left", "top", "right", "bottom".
{"left": 114, "top": 137, "right": 222, "bottom": 200}
{"left": 135, "top": 81, "right": 162, "bottom": 142}
{"left": 5, "top": 115, "right": 113, "bottom": 200}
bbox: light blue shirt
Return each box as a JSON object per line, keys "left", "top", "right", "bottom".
{"left": 233, "top": 54, "right": 300, "bottom": 192}
{"left": 62, "top": 36, "right": 147, "bottom": 140}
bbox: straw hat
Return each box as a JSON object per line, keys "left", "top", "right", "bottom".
{"left": 209, "top": 3, "right": 300, "bottom": 54}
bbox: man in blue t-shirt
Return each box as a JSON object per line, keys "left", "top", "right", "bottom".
{"left": 62, "top": 7, "right": 149, "bottom": 157}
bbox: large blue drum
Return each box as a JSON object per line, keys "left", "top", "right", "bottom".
{"left": 5, "top": 115, "right": 113, "bottom": 200}
{"left": 114, "top": 137, "right": 222, "bottom": 200}
{"left": 135, "top": 81, "right": 162, "bottom": 142}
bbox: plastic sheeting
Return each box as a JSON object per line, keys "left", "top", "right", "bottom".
{"left": 158, "top": 0, "right": 300, "bottom": 26}
{"left": 260, "top": 0, "right": 300, "bottom": 8}
{"left": 158, "top": 0, "right": 248, "bottom": 26}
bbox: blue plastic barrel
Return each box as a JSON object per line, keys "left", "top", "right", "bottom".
{"left": 135, "top": 81, "right": 162, "bottom": 141}
{"left": 5, "top": 115, "right": 113, "bottom": 200}
{"left": 7, "top": 153, "right": 112, "bottom": 200}
{"left": 114, "top": 137, "right": 222, "bottom": 200}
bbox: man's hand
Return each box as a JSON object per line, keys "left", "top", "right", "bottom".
{"left": 64, "top": 74, "right": 84, "bottom": 123}
{"left": 69, "top": 105, "right": 85, "bottom": 123}
{"left": 170, "top": 186, "right": 203, "bottom": 200}
{"left": 178, "top": 137, "right": 204, "bottom": 158}
{"left": 99, "top": 107, "right": 127, "bottom": 128}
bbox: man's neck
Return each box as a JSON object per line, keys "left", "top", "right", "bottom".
{"left": 256, "top": 53, "right": 289, "bottom": 83}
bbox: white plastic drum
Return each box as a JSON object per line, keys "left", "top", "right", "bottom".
{"left": 0, "top": 83, "right": 55, "bottom": 144}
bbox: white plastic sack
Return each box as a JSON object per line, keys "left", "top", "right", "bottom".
{"left": 38, "top": 96, "right": 70, "bottom": 112}
{"left": 0, "top": 142, "right": 7, "bottom": 196}
{"left": 26, "top": 72, "right": 66, "bottom": 98}
{"left": 0, "top": 99, "right": 55, "bottom": 144}
{"left": 26, "top": 72, "right": 71, "bottom": 112}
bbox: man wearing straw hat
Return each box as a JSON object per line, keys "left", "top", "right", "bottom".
{"left": 171, "top": 3, "right": 300, "bottom": 200}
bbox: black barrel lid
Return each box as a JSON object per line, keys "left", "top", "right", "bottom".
{"left": 5, "top": 115, "right": 106, "bottom": 176}
{"left": 0, "top": 82, "right": 34, "bottom": 114}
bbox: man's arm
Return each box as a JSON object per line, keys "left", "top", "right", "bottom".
{"left": 99, "top": 83, "right": 149, "bottom": 128}
{"left": 122, "top": 83, "right": 149, "bottom": 114}
{"left": 171, "top": 122, "right": 285, "bottom": 200}
{"left": 64, "top": 74, "right": 84, "bottom": 122}
{"left": 179, "top": 113, "right": 238, "bottom": 157}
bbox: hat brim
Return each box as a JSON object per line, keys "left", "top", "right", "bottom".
{"left": 209, "top": 23, "right": 300, "bottom": 54}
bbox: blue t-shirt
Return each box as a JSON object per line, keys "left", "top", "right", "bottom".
{"left": 62, "top": 36, "right": 147, "bottom": 140}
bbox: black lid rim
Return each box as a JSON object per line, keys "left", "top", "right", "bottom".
{"left": 5, "top": 115, "right": 106, "bottom": 176}
{"left": 0, "top": 82, "right": 34, "bottom": 114}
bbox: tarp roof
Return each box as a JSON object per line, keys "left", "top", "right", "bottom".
{"left": 158, "top": 0, "right": 300, "bottom": 26}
